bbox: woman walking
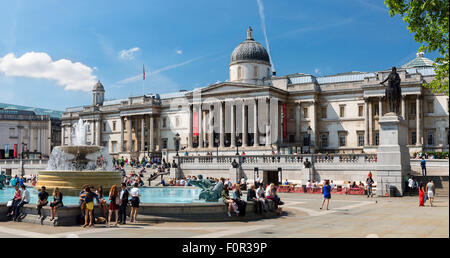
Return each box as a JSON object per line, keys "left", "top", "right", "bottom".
{"left": 320, "top": 180, "right": 332, "bottom": 210}
{"left": 108, "top": 184, "right": 120, "bottom": 227}
{"left": 426, "top": 179, "right": 435, "bottom": 207}
{"left": 129, "top": 183, "right": 140, "bottom": 223}
{"left": 418, "top": 182, "right": 425, "bottom": 207}
{"left": 50, "top": 187, "right": 63, "bottom": 221}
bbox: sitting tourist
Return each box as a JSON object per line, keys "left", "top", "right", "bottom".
{"left": 232, "top": 184, "right": 246, "bottom": 216}
{"left": 37, "top": 186, "right": 49, "bottom": 219}
{"left": 96, "top": 186, "right": 108, "bottom": 218}
{"left": 7, "top": 185, "right": 22, "bottom": 217}
{"left": 221, "top": 184, "right": 238, "bottom": 217}
{"left": 49, "top": 187, "right": 63, "bottom": 222}
{"left": 256, "top": 184, "right": 269, "bottom": 212}
{"left": 247, "top": 184, "right": 262, "bottom": 214}
{"left": 306, "top": 180, "right": 312, "bottom": 189}
{"left": 13, "top": 184, "right": 30, "bottom": 221}
{"left": 283, "top": 179, "right": 289, "bottom": 186}
{"left": 265, "top": 183, "right": 282, "bottom": 214}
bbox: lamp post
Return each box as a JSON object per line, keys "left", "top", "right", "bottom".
{"left": 236, "top": 137, "right": 241, "bottom": 156}
{"left": 175, "top": 133, "right": 180, "bottom": 157}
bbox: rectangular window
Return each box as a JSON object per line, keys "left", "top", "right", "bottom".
{"left": 427, "top": 131, "right": 435, "bottom": 145}
{"left": 427, "top": 101, "right": 434, "bottom": 113}
{"left": 358, "top": 132, "right": 364, "bottom": 147}
{"left": 375, "top": 131, "right": 379, "bottom": 146}
{"left": 320, "top": 133, "right": 328, "bottom": 148}
{"left": 9, "top": 128, "right": 15, "bottom": 137}
{"left": 339, "top": 132, "right": 346, "bottom": 147}
{"left": 162, "top": 118, "right": 167, "bottom": 128}
{"left": 339, "top": 106, "right": 345, "bottom": 118}
{"left": 374, "top": 105, "right": 379, "bottom": 116}
{"left": 162, "top": 138, "right": 168, "bottom": 149}
{"left": 112, "top": 121, "right": 116, "bottom": 131}
{"left": 358, "top": 105, "right": 364, "bottom": 117}
{"left": 303, "top": 108, "right": 308, "bottom": 118}
{"left": 411, "top": 132, "right": 417, "bottom": 145}
{"left": 410, "top": 103, "right": 416, "bottom": 115}
{"left": 103, "top": 122, "right": 106, "bottom": 132}
{"left": 111, "top": 141, "right": 117, "bottom": 153}
{"left": 321, "top": 107, "right": 327, "bottom": 118}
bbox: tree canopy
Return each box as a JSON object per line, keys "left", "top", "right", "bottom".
{"left": 385, "top": 0, "right": 449, "bottom": 95}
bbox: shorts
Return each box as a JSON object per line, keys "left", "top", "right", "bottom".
{"left": 324, "top": 196, "right": 331, "bottom": 199}
{"left": 86, "top": 202, "right": 94, "bottom": 211}
{"left": 427, "top": 191, "right": 434, "bottom": 198}
{"left": 131, "top": 197, "right": 140, "bottom": 208}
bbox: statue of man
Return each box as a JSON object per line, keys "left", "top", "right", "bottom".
{"left": 380, "top": 67, "right": 402, "bottom": 114}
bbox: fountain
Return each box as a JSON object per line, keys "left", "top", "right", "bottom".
{"left": 37, "top": 119, "right": 121, "bottom": 195}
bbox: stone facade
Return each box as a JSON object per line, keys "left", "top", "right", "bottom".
{"left": 61, "top": 29, "right": 449, "bottom": 162}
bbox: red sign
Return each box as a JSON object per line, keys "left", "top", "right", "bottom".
{"left": 193, "top": 112, "right": 199, "bottom": 136}
{"left": 13, "top": 144, "right": 18, "bottom": 158}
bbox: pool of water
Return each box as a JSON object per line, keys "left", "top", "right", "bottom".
{"left": 0, "top": 186, "right": 207, "bottom": 204}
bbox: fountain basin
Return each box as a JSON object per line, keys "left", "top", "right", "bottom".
{"left": 36, "top": 170, "right": 122, "bottom": 195}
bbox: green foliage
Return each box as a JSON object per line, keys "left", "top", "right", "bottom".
{"left": 385, "top": 0, "right": 449, "bottom": 95}
{"left": 413, "top": 151, "right": 449, "bottom": 159}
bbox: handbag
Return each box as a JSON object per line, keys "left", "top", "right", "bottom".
{"left": 6, "top": 200, "right": 13, "bottom": 207}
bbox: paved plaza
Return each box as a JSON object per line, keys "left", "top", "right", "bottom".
{"left": 0, "top": 192, "right": 447, "bottom": 238}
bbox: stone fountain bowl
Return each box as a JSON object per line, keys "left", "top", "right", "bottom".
{"left": 55, "top": 145, "right": 103, "bottom": 156}
{"left": 36, "top": 170, "right": 122, "bottom": 196}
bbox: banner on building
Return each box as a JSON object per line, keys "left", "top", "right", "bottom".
{"left": 4, "top": 144, "right": 9, "bottom": 158}
{"left": 13, "top": 144, "right": 18, "bottom": 158}
{"left": 193, "top": 112, "right": 199, "bottom": 136}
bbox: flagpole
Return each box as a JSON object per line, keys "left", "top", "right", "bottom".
{"left": 142, "top": 64, "right": 145, "bottom": 96}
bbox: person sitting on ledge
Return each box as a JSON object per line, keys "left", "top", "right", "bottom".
{"left": 36, "top": 186, "right": 49, "bottom": 219}
{"left": 232, "top": 184, "right": 246, "bottom": 217}
{"left": 221, "top": 184, "right": 238, "bottom": 217}
{"left": 49, "top": 187, "right": 63, "bottom": 222}
{"left": 265, "top": 183, "right": 282, "bottom": 214}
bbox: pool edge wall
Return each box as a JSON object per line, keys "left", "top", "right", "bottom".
{"left": 0, "top": 201, "right": 277, "bottom": 226}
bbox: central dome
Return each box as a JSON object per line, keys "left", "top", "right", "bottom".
{"left": 230, "top": 27, "right": 271, "bottom": 65}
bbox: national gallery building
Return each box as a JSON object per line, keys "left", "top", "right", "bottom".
{"left": 61, "top": 27, "right": 449, "bottom": 161}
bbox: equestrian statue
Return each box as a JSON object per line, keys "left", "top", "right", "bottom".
{"left": 380, "top": 67, "right": 402, "bottom": 114}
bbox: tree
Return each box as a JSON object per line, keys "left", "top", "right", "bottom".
{"left": 385, "top": 0, "right": 449, "bottom": 96}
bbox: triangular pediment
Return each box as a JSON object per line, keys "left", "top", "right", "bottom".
{"left": 194, "top": 82, "right": 268, "bottom": 96}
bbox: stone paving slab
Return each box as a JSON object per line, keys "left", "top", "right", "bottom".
{"left": 0, "top": 193, "right": 447, "bottom": 238}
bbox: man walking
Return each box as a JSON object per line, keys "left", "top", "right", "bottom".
{"left": 420, "top": 157, "right": 427, "bottom": 176}
{"left": 366, "top": 173, "right": 374, "bottom": 198}
{"left": 426, "top": 179, "right": 435, "bottom": 207}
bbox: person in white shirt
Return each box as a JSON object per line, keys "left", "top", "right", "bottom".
{"left": 14, "top": 184, "right": 30, "bottom": 221}
{"left": 129, "top": 183, "right": 140, "bottom": 223}
{"left": 408, "top": 176, "right": 415, "bottom": 196}
{"left": 306, "top": 180, "right": 312, "bottom": 188}
{"left": 255, "top": 184, "right": 269, "bottom": 212}
{"left": 180, "top": 178, "right": 186, "bottom": 186}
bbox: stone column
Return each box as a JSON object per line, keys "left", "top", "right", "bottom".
{"left": 188, "top": 104, "right": 193, "bottom": 149}
{"left": 295, "top": 102, "right": 301, "bottom": 143}
{"left": 127, "top": 117, "right": 132, "bottom": 152}
{"left": 61, "top": 125, "right": 65, "bottom": 146}
{"left": 209, "top": 105, "right": 214, "bottom": 148}
{"left": 141, "top": 116, "right": 145, "bottom": 151}
{"left": 242, "top": 101, "right": 248, "bottom": 147}
{"left": 219, "top": 101, "right": 225, "bottom": 148}
{"left": 69, "top": 125, "right": 73, "bottom": 145}
{"left": 253, "top": 98, "right": 259, "bottom": 147}
{"left": 379, "top": 97, "right": 383, "bottom": 117}
{"left": 310, "top": 101, "right": 317, "bottom": 148}
{"left": 149, "top": 115, "right": 154, "bottom": 152}
{"left": 416, "top": 94, "right": 423, "bottom": 146}
{"left": 364, "top": 97, "right": 370, "bottom": 146}
{"left": 96, "top": 119, "right": 101, "bottom": 146}
{"left": 265, "top": 97, "right": 271, "bottom": 147}
{"left": 120, "top": 117, "right": 124, "bottom": 152}
{"left": 401, "top": 95, "right": 407, "bottom": 120}
{"left": 231, "top": 103, "right": 236, "bottom": 148}
{"left": 198, "top": 104, "right": 203, "bottom": 148}
{"left": 278, "top": 101, "right": 283, "bottom": 144}
{"left": 369, "top": 100, "right": 373, "bottom": 146}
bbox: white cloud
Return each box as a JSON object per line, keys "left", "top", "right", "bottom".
{"left": 176, "top": 49, "right": 183, "bottom": 55}
{"left": 314, "top": 68, "right": 321, "bottom": 74}
{"left": 119, "top": 47, "right": 140, "bottom": 60}
{"left": 0, "top": 52, "right": 97, "bottom": 92}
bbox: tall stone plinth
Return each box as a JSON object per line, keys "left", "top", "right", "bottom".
{"left": 376, "top": 113, "right": 411, "bottom": 196}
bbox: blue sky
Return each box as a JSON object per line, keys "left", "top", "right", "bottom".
{"left": 0, "top": 0, "right": 437, "bottom": 111}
